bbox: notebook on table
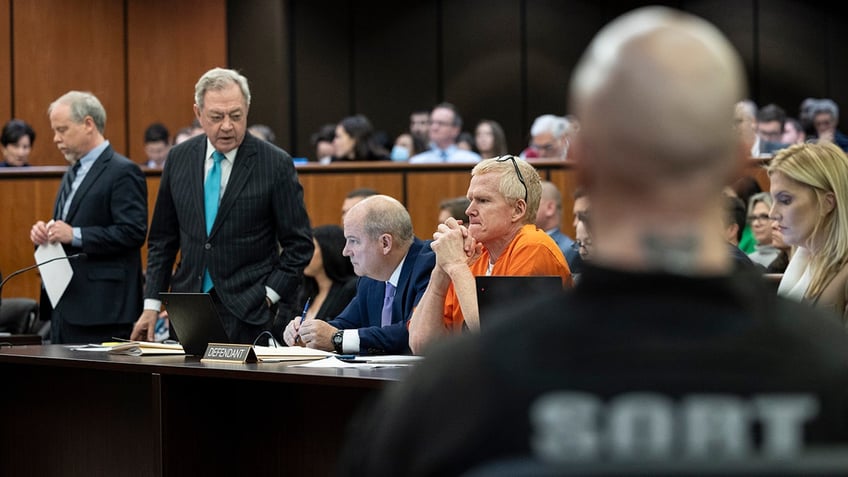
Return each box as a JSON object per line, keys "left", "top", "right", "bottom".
{"left": 160, "top": 292, "right": 230, "bottom": 356}
{"left": 475, "top": 275, "right": 563, "bottom": 326}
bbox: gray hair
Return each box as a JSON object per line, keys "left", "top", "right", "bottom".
{"left": 48, "top": 91, "right": 107, "bottom": 134}
{"left": 813, "top": 99, "right": 839, "bottom": 123}
{"left": 433, "top": 102, "right": 463, "bottom": 129}
{"left": 194, "top": 68, "right": 251, "bottom": 111}
{"left": 530, "top": 114, "right": 569, "bottom": 139}
{"left": 736, "top": 100, "right": 758, "bottom": 120}
{"left": 747, "top": 191, "right": 773, "bottom": 216}
{"left": 357, "top": 195, "right": 414, "bottom": 246}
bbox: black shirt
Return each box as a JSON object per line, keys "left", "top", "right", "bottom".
{"left": 341, "top": 264, "right": 848, "bottom": 476}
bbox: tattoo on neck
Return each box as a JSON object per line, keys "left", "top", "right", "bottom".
{"left": 641, "top": 234, "right": 700, "bottom": 273}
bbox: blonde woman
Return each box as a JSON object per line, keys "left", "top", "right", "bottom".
{"left": 768, "top": 142, "right": 848, "bottom": 323}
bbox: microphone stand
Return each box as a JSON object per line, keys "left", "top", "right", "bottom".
{"left": 0, "top": 253, "right": 87, "bottom": 296}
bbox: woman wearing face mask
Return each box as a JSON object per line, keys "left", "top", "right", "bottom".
{"left": 331, "top": 114, "right": 389, "bottom": 162}
{"left": 390, "top": 132, "right": 426, "bottom": 161}
{"left": 0, "top": 119, "right": 35, "bottom": 167}
{"left": 769, "top": 142, "right": 848, "bottom": 323}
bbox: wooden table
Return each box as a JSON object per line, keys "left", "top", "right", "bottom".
{"left": 0, "top": 345, "right": 407, "bottom": 476}
{"left": 0, "top": 334, "right": 42, "bottom": 346}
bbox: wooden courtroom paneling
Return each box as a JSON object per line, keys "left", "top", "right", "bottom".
{"left": 0, "top": 0, "right": 10, "bottom": 123}
{"left": 127, "top": 0, "right": 227, "bottom": 165}
{"left": 292, "top": 0, "right": 352, "bottom": 159}
{"left": 297, "top": 167, "right": 404, "bottom": 228}
{"left": 548, "top": 167, "right": 581, "bottom": 238}
{"left": 442, "top": 0, "right": 524, "bottom": 156}
{"left": 226, "top": 0, "right": 287, "bottom": 150}
{"left": 757, "top": 1, "right": 827, "bottom": 107}
{"left": 525, "top": 0, "right": 601, "bottom": 125}
{"left": 0, "top": 168, "right": 158, "bottom": 301}
{"left": 12, "top": 0, "right": 126, "bottom": 165}
{"left": 0, "top": 160, "right": 775, "bottom": 303}
{"left": 351, "top": 0, "right": 439, "bottom": 143}
{"left": 0, "top": 170, "right": 64, "bottom": 299}
{"left": 405, "top": 170, "right": 475, "bottom": 236}
{"left": 224, "top": 0, "right": 848, "bottom": 159}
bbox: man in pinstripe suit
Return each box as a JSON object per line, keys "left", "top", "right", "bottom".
{"left": 132, "top": 68, "right": 313, "bottom": 344}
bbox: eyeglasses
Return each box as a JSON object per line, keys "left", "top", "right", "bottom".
{"left": 429, "top": 119, "right": 454, "bottom": 128}
{"left": 495, "top": 155, "right": 528, "bottom": 203}
{"left": 748, "top": 213, "right": 772, "bottom": 223}
{"left": 758, "top": 130, "right": 782, "bottom": 140}
{"left": 531, "top": 142, "right": 557, "bottom": 153}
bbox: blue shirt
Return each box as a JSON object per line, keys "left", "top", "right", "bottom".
{"left": 66, "top": 140, "right": 111, "bottom": 246}
{"left": 409, "top": 144, "right": 481, "bottom": 164}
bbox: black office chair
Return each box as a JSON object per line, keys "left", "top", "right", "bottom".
{"left": 0, "top": 298, "right": 39, "bottom": 334}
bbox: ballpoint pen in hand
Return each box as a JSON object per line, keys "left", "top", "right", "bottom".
{"left": 293, "top": 297, "right": 311, "bottom": 345}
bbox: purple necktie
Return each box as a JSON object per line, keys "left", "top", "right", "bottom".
{"left": 381, "top": 282, "right": 396, "bottom": 327}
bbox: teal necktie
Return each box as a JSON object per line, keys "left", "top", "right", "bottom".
{"left": 203, "top": 151, "right": 225, "bottom": 292}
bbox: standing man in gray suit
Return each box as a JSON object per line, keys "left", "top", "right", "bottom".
{"left": 132, "top": 68, "right": 313, "bottom": 344}
{"left": 30, "top": 91, "right": 148, "bottom": 344}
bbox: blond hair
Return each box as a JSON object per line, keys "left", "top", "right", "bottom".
{"left": 472, "top": 156, "right": 541, "bottom": 223}
{"left": 767, "top": 142, "right": 848, "bottom": 299}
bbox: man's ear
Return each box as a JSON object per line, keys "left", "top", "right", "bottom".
{"left": 541, "top": 198, "right": 554, "bottom": 216}
{"left": 380, "top": 233, "right": 393, "bottom": 255}
{"left": 83, "top": 115, "right": 96, "bottom": 134}
{"left": 513, "top": 198, "right": 526, "bottom": 222}
{"left": 725, "top": 223, "right": 739, "bottom": 243}
{"left": 193, "top": 104, "right": 201, "bottom": 121}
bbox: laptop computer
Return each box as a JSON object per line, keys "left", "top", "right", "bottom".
{"left": 475, "top": 276, "right": 563, "bottom": 326}
{"left": 160, "top": 292, "right": 230, "bottom": 356}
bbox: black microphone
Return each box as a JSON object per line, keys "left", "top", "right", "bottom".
{"left": 0, "top": 253, "right": 87, "bottom": 295}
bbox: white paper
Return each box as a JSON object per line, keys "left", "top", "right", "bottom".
{"left": 292, "top": 357, "right": 363, "bottom": 368}
{"left": 252, "top": 345, "right": 333, "bottom": 360}
{"left": 291, "top": 355, "right": 423, "bottom": 368}
{"left": 35, "top": 242, "right": 73, "bottom": 308}
{"left": 355, "top": 355, "right": 424, "bottom": 364}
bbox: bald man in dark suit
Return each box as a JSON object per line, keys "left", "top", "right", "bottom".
{"left": 133, "top": 68, "right": 313, "bottom": 344}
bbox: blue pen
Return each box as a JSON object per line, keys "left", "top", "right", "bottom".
{"left": 293, "top": 297, "right": 311, "bottom": 344}
{"left": 299, "top": 297, "right": 312, "bottom": 324}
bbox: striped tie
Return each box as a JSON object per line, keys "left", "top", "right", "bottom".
{"left": 56, "top": 161, "right": 81, "bottom": 219}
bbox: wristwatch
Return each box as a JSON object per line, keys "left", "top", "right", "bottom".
{"left": 332, "top": 330, "right": 344, "bottom": 354}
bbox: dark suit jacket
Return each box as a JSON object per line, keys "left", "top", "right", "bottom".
{"left": 549, "top": 228, "right": 582, "bottom": 274}
{"left": 328, "top": 239, "right": 435, "bottom": 354}
{"left": 144, "top": 134, "right": 313, "bottom": 335}
{"left": 317, "top": 279, "right": 358, "bottom": 319}
{"left": 273, "top": 278, "right": 358, "bottom": 338}
{"left": 40, "top": 145, "right": 148, "bottom": 326}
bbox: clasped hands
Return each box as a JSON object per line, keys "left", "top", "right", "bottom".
{"left": 30, "top": 219, "right": 73, "bottom": 246}
{"left": 283, "top": 318, "right": 336, "bottom": 351}
{"left": 432, "top": 217, "right": 481, "bottom": 274}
